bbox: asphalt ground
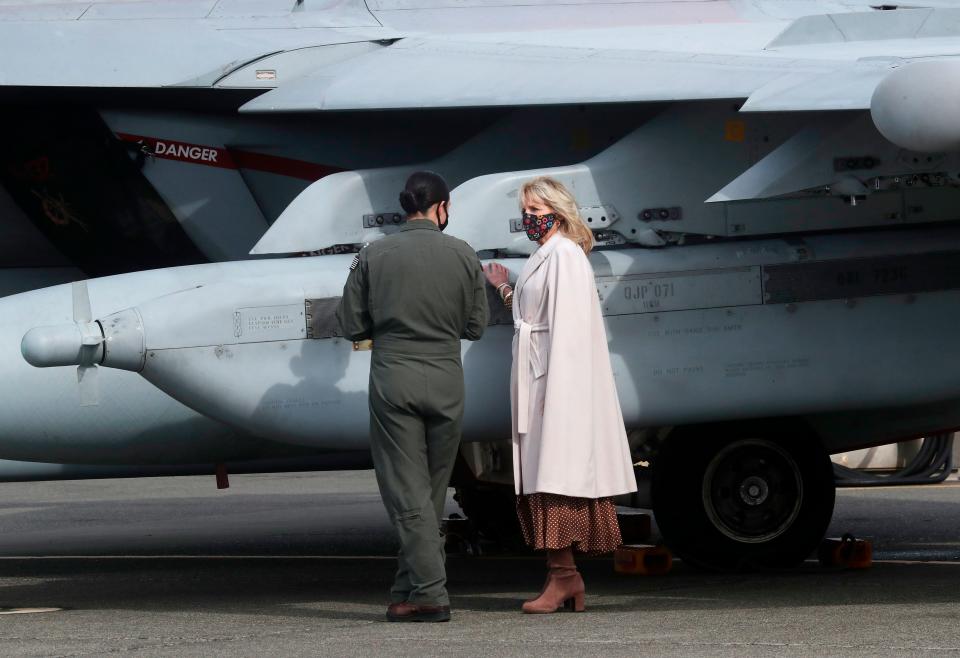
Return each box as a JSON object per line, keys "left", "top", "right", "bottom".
{"left": 0, "top": 471, "right": 957, "bottom": 656}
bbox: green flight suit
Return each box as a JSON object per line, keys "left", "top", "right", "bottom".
{"left": 336, "top": 219, "right": 488, "bottom": 606}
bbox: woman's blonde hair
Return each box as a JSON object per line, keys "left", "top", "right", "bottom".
{"left": 519, "top": 176, "right": 594, "bottom": 255}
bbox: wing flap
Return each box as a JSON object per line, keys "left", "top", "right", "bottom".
{"left": 739, "top": 61, "right": 898, "bottom": 112}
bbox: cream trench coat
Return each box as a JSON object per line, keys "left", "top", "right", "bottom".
{"left": 510, "top": 234, "right": 638, "bottom": 499}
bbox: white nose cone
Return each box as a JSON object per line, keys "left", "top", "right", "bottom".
{"left": 21, "top": 324, "right": 85, "bottom": 367}
{"left": 871, "top": 60, "right": 960, "bottom": 153}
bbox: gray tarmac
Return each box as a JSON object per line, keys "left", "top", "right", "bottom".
{"left": 0, "top": 471, "right": 958, "bottom": 656}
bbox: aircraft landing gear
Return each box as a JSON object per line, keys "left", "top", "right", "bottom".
{"left": 651, "top": 425, "right": 835, "bottom": 570}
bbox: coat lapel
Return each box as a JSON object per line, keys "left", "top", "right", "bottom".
{"left": 514, "top": 251, "right": 545, "bottom": 305}
{"left": 514, "top": 235, "right": 562, "bottom": 308}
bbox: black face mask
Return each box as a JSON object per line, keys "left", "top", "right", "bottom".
{"left": 437, "top": 201, "right": 449, "bottom": 232}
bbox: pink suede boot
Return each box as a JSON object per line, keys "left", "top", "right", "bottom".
{"left": 521, "top": 547, "right": 585, "bottom": 613}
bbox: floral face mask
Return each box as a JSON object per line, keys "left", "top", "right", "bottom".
{"left": 522, "top": 212, "right": 556, "bottom": 241}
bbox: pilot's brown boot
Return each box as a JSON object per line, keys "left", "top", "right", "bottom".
{"left": 521, "top": 547, "right": 586, "bottom": 614}
{"left": 386, "top": 601, "right": 451, "bottom": 622}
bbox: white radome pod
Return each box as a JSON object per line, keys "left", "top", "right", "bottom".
{"left": 21, "top": 324, "right": 92, "bottom": 368}
{"left": 871, "top": 60, "right": 960, "bottom": 153}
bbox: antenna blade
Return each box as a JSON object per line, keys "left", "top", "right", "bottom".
{"left": 72, "top": 281, "right": 92, "bottom": 324}
{"left": 77, "top": 365, "right": 99, "bottom": 407}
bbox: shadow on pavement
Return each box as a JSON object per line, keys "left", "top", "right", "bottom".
{"left": 0, "top": 556, "right": 957, "bottom": 618}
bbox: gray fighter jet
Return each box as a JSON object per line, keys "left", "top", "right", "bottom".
{"left": 3, "top": 0, "right": 960, "bottom": 568}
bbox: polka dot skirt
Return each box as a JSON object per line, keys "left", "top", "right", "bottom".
{"left": 516, "top": 493, "right": 623, "bottom": 555}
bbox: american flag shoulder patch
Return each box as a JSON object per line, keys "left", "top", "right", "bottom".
{"left": 349, "top": 255, "right": 360, "bottom": 271}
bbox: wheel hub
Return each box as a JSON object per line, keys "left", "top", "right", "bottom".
{"left": 739, "top": 476, "right": 769, "bottom": 506}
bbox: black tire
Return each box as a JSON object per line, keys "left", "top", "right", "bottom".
{"left": 651, "top": 424, "right": 835, "bottom": 570}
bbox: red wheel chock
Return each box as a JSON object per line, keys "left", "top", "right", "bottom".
{"left": 818, "top": 534, "right": 873, "bottom": 569}
{"left": 614, "top": 544, "right": 673, "bottom": 576}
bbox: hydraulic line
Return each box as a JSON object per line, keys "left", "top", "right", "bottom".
{"left": 833, "top": 434, "right": 954, "bottom": 487}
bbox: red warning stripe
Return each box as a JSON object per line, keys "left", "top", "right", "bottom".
{"left": 115, "top": 133, "right": 342, "bottom": 181}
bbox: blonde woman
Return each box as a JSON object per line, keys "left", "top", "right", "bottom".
{"left": 483, "top": 176, "right": 637, "bottom": 614}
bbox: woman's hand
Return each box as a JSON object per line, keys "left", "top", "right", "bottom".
{"left": 483, "top": 263, "right": 511, "bottom": 289}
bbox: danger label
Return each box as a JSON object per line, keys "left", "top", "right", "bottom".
{"left": 114, "top": 132, "right": 341, "bottom": 181}
{"left": 116, "top": 133, "right": 235, "bottom": 170}
{"left": 154, "top": 141, "right": 221, "bottom": 164}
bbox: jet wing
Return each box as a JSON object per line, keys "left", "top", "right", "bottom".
{"left": 239, "top": 7, "right": 960, "bottom": 113}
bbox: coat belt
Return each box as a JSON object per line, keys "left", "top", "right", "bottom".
{"left": 515, "top": 319, "right": 549, "bottom": 435}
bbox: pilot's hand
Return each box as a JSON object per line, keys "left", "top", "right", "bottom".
{"left": 483, "top": 263, "right": 510, "bottom": 289}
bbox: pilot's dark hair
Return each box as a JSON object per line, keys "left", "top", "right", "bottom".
{"left": 399, "top": 171, "right": 450, "bottom": 215}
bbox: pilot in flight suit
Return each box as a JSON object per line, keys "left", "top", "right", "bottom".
{"left": 336, "top": 171, "right": 488, "bottom": 622}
